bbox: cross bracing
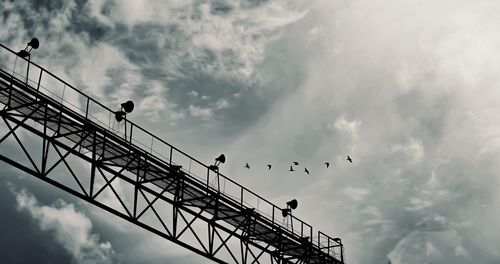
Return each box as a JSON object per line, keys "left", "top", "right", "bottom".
{"left": 0, "top": 43, "right": 344, "bottom": 264}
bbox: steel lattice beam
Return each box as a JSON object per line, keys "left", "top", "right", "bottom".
{"left": 0, "top": 42, "right": 344, "bottom": 264}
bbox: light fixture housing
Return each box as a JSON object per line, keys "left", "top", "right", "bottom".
{"left": 16, "top": 50, "right": 30, "bottom": 58}
{"left": 114, "top": 110, "right": 126, "bottom": 122}
{"left": 17, "top": 38, "right": 40, "bottom": 58}
{"left": 212, "top": 153, "right": 226, "bottom": 170}
{"left": 121, "top": 101, "right": 134, "bottom": 113}
{"left": 27, "top": 38, "right": 40, "bottom": 50}
{"left": 281, "top": 208, "right": 292, "bottom": 217}
{"left": 286, "top": 199, "right": 298, "bottom": 210}
{"left": 215, "top": 154, "right": 226, "bottom": 164}
{"left": 282, "top": 199, "right": 298, "bottom": 218}
{"left": 114, "top": 101, "right": 134, "bottom": 122}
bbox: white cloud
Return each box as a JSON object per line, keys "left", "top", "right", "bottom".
{"left": 343, "top": 186, "right": 369, "bottom": 202}
{"left": 215, "top": 98, "right": 230, "bottom": 109}
{"left": 137, "top": 81, "right": 180, "bottom": 122}
{"left": 390, "top": 139, "right": 425, "bottom": 164}
{"left": 188, "top": 105, "right": 213, "bottom": 119}
{"left": 331, "top": 116, "right": 361, "bottom": 136}
{"left": 97, "top": 0, "right": 306, "bottom": 83}
{"left": 12, "top": 188, "right": 117, "bottom": 264}
{"left": 188, "top": 90, "right": 198, "bottom": 97}
{"left": 6, "top": 1, "right": 500, "bottom": 263}
{"left": 87, "top": 0, "right": 114, "bottom": 27}
{"left": 388, "top": 230, "right": 468, "bottom": 264}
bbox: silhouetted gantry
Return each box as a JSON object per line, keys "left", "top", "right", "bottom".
{"left": 0, "top": 41, "right": 344, "bottom": 264}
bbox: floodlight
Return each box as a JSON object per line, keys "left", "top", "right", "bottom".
{"left": 215, "top": 154, "right": 226, "bottom": 164}
{"left": 121, "top": 101, "right": 134, "bottom": 113}
{"left": 114, "top": 101, "right": 134, "bottom": 122}
{"left": 286, "top": 199, "right": 298, "bottom": 210}
{"left": 114, "top": 111, "right": 126, "bottom": 122}
{"left": 282, "top": 199, "right": 298, "bottom": 218}
{"left": 27, "top": 38, "right": 40, "bottom": 50}
{"left": 212, "top": 153, "right": 226, "bottom": 170}
{"left": 281, "top": 208, "right": 292, "bottom": 217}
{"left": 16, "top": 50, "right": 30, "bottom": 58}
{"left": 17, "top": 38, "right": 40, "bottom": 58}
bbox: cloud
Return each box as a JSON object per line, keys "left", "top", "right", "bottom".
{"left": 222, "top": 1, "right": 500, "bottom": 263}
{"left": 389, "top": 139, "right": 425, "bottom": 164}
{"left": 342, "top": 186, "right": 369, "bottom": 202}
{"left": 12, "top": 187, "right": 118, "bottom": 264}
{"left": 188, "top": 104, "right": 213, "bottom": 119}
{"left": 215, "top": 98, "right": 230, "bottom": 109}
{"left": 6, "top": 1, "right": 500, "bottom": 264}
{"left": 387, "top": 230, "right": 467, "bottom": 264}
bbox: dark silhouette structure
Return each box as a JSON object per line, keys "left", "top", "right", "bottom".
{"left": 209, "top": 154, "right": 225, "bottom": 172}
{"left": 325, "top": 162, "right": 330, "bottom": 168}
{"left": 0, "top": 41, "right": 344, "bottom": 264}
{"left": 244, "top": 163, "right": 250, "bottom": 169}
{"left": 293, "top": 161, "right": 299, "bottom": 166}
{"left": 289, "top": 166, "right": 295, "bottom": 172}
{"left": 267, "top": 164, "right": 272, "bottom": 170}
{"left": 304, "top": 168, "right": 310, "bottom": 175}
{"left": 281, "top": 199, "right": 298, "bottom": 217}
{"left": 347, "top": 156, "right": 352, "bottom": 163}
{"left": 15, "top": 38, "right": 39, "bottom": 59}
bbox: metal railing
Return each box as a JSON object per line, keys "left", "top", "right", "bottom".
{"left": 0, "top": 42, "right": 343, "bottom": 260}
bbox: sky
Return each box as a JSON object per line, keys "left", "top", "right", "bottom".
{"left": 1, "top": 0, "right": 500, "bottom": 263}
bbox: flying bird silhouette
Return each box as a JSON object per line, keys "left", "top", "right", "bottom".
{"left": 289, "top": 166, "right": 295, "bottom": 172}
{"left": 293, "top": 161, "right": 299, "bottom": 166}
{"left": 267, "top": 164, "right": 272, "bottom": 170}
{"left": 304, "top": 168, "right": 310, "bottom": 175}
{"left": 347, "top": 155, "right": 352, "bottom": 163}
{"left": 244, "top": 163, "right": 250, "bottom": 169}
{"left": 325, "top": 162, "right": 330, "bottom": 168}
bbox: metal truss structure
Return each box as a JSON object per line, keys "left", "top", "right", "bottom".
{"left": 0, "top": 43, "right": 344, "bottom": 264}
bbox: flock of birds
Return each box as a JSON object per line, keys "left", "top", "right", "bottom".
{"left": 243, "top": 155, "right": 353, "bottom": 175}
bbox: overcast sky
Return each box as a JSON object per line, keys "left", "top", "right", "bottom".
{"left": 2, "top": 0, "right": 500, "bottom": 263}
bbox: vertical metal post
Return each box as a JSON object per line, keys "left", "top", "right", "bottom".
{"left": 240, "top": 188, "right": 244, "bottom": 206}
{"left": 206, "top": 167, "right": 210, "bottom": 193}
{"left": 41, "top": 101, "right": 48, "bottom": 175}
{"left": 89, "top": 130, "right": 97, "bottom": 197}
{"left": 85, "top": 98, "right": 90, "bottom": 119}
{"left": 133, "top": 156, "right": 141, "bottom": 219}
{"left": 124, "top": 118, "right": 128, "bottom": 141}
{"left": 25, "top": 55, "right": 30, "bottom": 89}
{"left": 129, "top": 123, "right": 133, "bottom": 144}
{"left": 36, "top": 69, "right": 42, "bottom": 96}
{"left": 169, "top": 147, "right": 173, "bottom": 164}
{"left": 272, "top": 205, "right": 275, "bottom": 226}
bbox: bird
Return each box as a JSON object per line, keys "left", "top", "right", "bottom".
{"left": 267, "top": 164, "right": 272, "bottom": 170}
{"left": 244, "top": 163, "right": 250, "bottom": 169}
{"left": 293, "top": 161, "right": 299, "bottom": 166}
{"left": 304, "top": 168, "right": 310, "bottom": 175}
{"left": 289, "top": 166, "right": 295, "bottom": 172}
{"left": 347, "top": 155, "right": 352, "bottom": 163}
{"left": 325, "top": 162, "right": 330, "bottom": 168}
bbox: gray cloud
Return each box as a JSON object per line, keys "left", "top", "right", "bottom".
{"left": 0, "top": 178, "right": 72, "bottom": 263}
{"left": 11, "top": 186, "right": 118, "bottom": 264}
{"left": 3, "top": 0, "right": 500, "bottom": 264}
